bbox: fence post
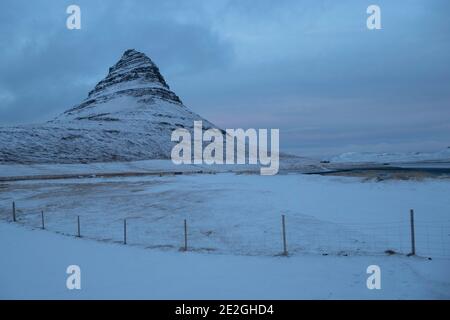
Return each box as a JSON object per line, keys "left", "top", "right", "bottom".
{"left": 183, "top": 219, "right": 188, "bottom": 251}
{"left": 41, "top": 211, "right": 45, "bottom": 229}
{"left": 409, "top": 209, "right": 416, "bottom": 256}
{"left": 282, "top": 214, "right": 288, "bottom": 256}
{"left": 124, "top": 219, "right": 127, "bottom": 245}
{"left": 12, "top": 201, "right": 16, "bottom": 222}
{"left": 77, "top": 216, "right": 81, "bottom": 238}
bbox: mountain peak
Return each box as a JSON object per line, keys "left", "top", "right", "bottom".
{"left": 123, "top": 48, "right": 139, "bottom": 55}
{"left": 0, "top": 49, "right": 218, "bottom": 163}
{"left": 57, "top": 49, "right": 184, "bottom": 120}
{"left": 87, "top": 49, "right": 170, "bottom": 99}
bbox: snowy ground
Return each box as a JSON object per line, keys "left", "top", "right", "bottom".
{"left": 1, "top": 173, "right": 449, "bottom": 257}
{"left": 0, "top": 158, "right": 322, "bottom": 179}
{"left": 0, "top": 222, "right": 449, "bottom": 299}
{"left": 1, "top": 171, "right": 449, "bottom": 298}
{"left": 329, "top": 148, "right": 450, "bottom": 164}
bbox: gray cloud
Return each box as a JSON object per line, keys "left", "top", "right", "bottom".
{"left": 0, "top": 0, "right": 449, "bottom": 156}
{"left": 0, "top": 0, "right": 234, "bottom": 123}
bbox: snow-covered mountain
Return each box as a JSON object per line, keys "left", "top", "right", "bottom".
{"left": 0, "top": 49, "right": 217, "bottom": 164}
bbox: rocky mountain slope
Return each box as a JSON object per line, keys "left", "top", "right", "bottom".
{"left": 0, "top": 49, "right": 217, "bottom": 164}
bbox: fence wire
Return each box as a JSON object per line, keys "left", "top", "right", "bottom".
{"left": 1, "top": 203, "right": 449, "bottom": 259}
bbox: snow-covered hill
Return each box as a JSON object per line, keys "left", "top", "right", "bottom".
{"left": 0, "top": 49, "right": 217, "bottom": 164}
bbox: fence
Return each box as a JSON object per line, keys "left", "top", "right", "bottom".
{"left": 3, "top": 201, "right": 450, "bottom": 259}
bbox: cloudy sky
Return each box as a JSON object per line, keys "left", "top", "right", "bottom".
{"left": 0, "top": 0, "right": 449, "bottom": 157}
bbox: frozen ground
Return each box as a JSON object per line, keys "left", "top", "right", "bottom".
{"left": 0, "top": 173, "right": 449, "bottom": 257}
{"left": 0, "top": 157, "right": 322, "bottom": 180}
{"left": 330, "top": 148, "right": 450, "bottom": 164}
{"left": 0, "top": 222, "right": 449, "bottom": 299}
{"left": 0, "top": 171, "right": 449, "bottom": 299}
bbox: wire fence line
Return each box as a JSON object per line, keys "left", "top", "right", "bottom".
{"left": 2, "top": 201, "right": 450, "bottom": 259}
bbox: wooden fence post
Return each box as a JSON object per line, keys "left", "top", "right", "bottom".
{"left": 12, "top": 201, "right": 16, "bottom": 222}
{"left": 77, "top": 216, "right": 81, "bottom": 237}
{"left": 41, "top": 211, "right": 45, "bottom": 229}
{"left": 183, "top": 219, "right": 188, "bottom": 251}
{"left": 124, "top": 219, "right": 127, "bottom": 245}
{"left": 409, "top": 209, "right": 416, "bottom": 256}
{"left": 282, "top": 214, "right": 288, "bottom": 256}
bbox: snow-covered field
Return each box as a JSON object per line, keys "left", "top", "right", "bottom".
{"left": 1, "top": 171, "right": 449, "bottom": 298}
{"left": 1, "top": 222, "right": 449, "bottom": 299}
{"left": 1, "top": 173, "right": 449, "bottom": 257}
{"left": 0, "top": 157, "right": 323, "bottom": 179}
{"left": 330, "top": 148, "right": 450, "bottom": 164}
